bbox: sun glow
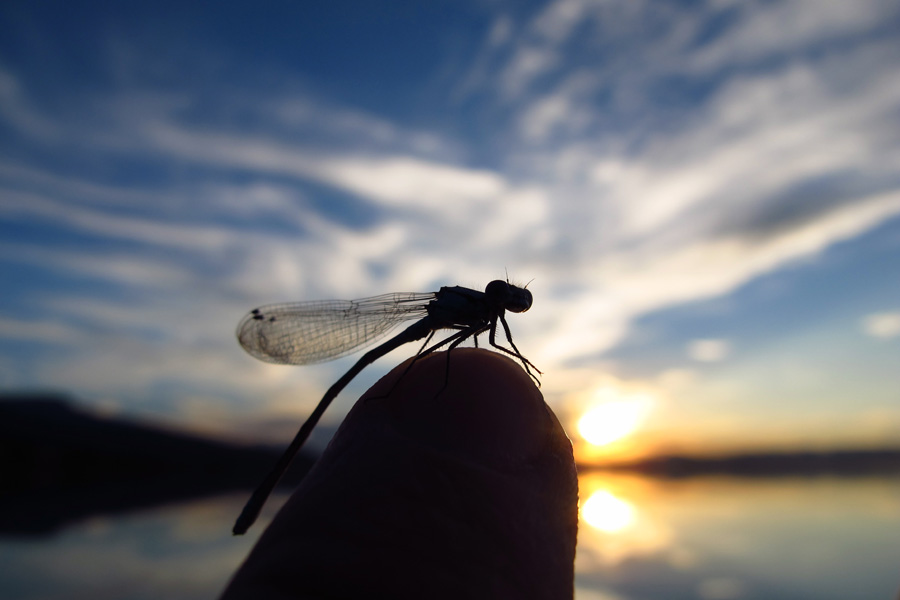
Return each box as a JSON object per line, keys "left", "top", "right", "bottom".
{"left": 577, "top": 396, "right": 652, "bottom": 446}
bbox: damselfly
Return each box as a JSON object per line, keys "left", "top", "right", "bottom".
{"left": 233, "top": 279, "right": 538, "bottom": 535}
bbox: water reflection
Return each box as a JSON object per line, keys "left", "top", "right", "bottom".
{"left": 1, "top": 476, "right": 899, "bottom": 599}
{"left": 577, "top": 474, "right": 673, "bottom": 572}
{"left": 581, "top": 491, "right": 635, "bottom": 533}
{"left": 0, "top": 492, "right": 289, "bottom": 600}
{"left": 575, "top": 472, "right": 900, "bottom": 600}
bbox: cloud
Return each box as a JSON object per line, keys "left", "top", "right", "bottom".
{"left": 687, "top": 339, "right": 732, "bottom": 363}
{"left": 0, "top": 189, "right": 234, "bottom": 251}
{"left": 134, "top": 118, "right": 515, "bottom": 222}
{"left": 862, "top": 312, "right": 900, "bottom": 339}
{"left": 1, "top": 241, "right": 197, "bottom": 288}
{"left": 498, "top": 45, "right": 559, "bottom": 100}
{"left": 264, "top": 95, "right": 448, "bottom": 157}
{"left": 0, "top": 66, "right": 60, "bottom": 141}
{"left": 531, "top": 0, "right": 596, "bottom": 43}
{"left": 686, "top": 0, "right": 900, "bottom": 73}
{"left": 516, "top": 71, "right": 598, "bottom": 142}
{"left": 531, "top": 188, "right": 900, "bottom": 365}
{"left": 0, "top": 316, "right": 84, "bottom": 344}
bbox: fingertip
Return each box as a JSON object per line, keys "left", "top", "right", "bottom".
{"left": 225, "top": 348, "right": 578, "bottom": 599}
{"left": 355, "top": 348, "right": 568, "bottom": 469}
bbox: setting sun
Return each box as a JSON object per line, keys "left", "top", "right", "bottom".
{"left": 577, "top": 397, "right": 652, "bottom": 446}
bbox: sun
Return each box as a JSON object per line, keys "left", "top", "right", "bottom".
{"left": 577, "top": 398, "right": 650, "bottom": 446}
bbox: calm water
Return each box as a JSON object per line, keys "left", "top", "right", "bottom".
{"left": 1, "top": 474, "right": 898, "bottom": 599}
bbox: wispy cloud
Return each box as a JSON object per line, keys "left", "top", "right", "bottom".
{"left": 685, "top": 0, "right": 900, "bottom": 73}
{"left": 687, "top": 339, "right": 732, "bottom": 363}
{"left": 0, "top": 316, "right": 84, "bottom": 344}
{"left": 862, "top": 312, "right": 900, "bottom": 339}
{"left": 0, "top": 65, "right": 60, "bottom": 141}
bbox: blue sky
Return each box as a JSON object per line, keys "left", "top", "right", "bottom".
{"left": 2, "top": 0, "right": 899, "bottom": 456}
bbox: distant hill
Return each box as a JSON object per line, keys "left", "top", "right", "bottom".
{"left": 582, "top": 448, "right": 900, "bottom": 477}
{"left": 0, "top": 394, "right": 314, "bottom": 536}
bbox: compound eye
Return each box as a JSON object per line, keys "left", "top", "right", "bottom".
{"left": 507, "top": 287, "right": 532, "bottom": 313}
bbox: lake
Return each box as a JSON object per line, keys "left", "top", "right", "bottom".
{"left": 2, "top": 473, "right": 898, "bottom": 599}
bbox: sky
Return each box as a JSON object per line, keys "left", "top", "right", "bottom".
{"left": 1, "top": 0, "right": 899, "bottom": 460}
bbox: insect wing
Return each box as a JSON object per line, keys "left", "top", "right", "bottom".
{"left": 236, "top": 292, "right": 433, "bottom": 365}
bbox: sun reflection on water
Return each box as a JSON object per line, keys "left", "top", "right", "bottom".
{"left": 581, "top": 490, "right": 635, "bottom": 533}
{"left": 576, "top": 473, "right": 674, "bottom": 568}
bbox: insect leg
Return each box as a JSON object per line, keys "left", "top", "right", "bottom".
{"left": 437, "top": 323, "right": 491, "bottom": 390}
{"left": 366, "top": 329, "right": 439, "bottom": 402}
{"left": 489, "top": 314, "right": 542, "bottom": 385}
{"left": 368, "top": 324, "right": 487, "bottom": 401}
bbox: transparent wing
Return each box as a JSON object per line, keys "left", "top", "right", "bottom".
{"left": 236, "top": 291, "right": 434, "bottom": 365}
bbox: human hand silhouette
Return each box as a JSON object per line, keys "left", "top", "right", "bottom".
{"left": 221, "top": 348, "right": 577, "bottom": 599}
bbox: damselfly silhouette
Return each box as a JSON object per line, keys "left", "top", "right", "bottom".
{"left": 233, "top": 279, "right": 539, "bottom": 534}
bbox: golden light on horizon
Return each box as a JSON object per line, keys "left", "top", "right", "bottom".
{"left": 577, "top": 394, "right": 654, "bottom": 447}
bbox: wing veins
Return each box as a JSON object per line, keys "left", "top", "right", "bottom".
{"left": 237, "top": 292, "right": 433, "bottom": 365}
